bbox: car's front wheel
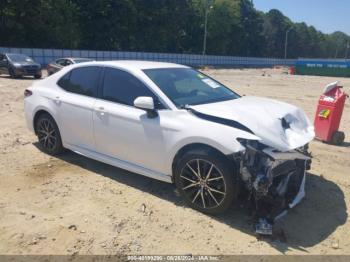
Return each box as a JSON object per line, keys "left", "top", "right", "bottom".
{"left": 35, "top": 113, "right": 64, "bottom": 155}
{"left": 174, "top": 151, "right": 237, "bottom": 214}
{"left": 9, "top": 68, "right": 15, "bottom": 78}
{"left": 34, "top": 73, "right": 42, "bottom": 79}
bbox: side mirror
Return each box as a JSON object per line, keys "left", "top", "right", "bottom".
{"left": 134, "top": 96, "right": 158, "bottom": 118}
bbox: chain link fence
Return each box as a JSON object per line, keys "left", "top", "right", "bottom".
{"left": 0, "top": 46, "right": 296, "bottom": 67}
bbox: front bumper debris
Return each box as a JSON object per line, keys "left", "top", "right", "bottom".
{"left": 238, "top": 141, "right": 311, "bottom": 235}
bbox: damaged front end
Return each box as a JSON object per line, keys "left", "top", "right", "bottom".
{"left": 236, "top": 139, "right": 312, "bottom": 235}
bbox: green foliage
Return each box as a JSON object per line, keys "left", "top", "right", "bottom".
{"left": 0, "top": 0, "right": 80, "bottom": 48}
{"left": 1, "top": 0, "right": 349, "bottom": 58}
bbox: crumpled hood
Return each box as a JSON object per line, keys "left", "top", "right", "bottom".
{"left": 191, "top": 96, "right": 315, "bottom": 151}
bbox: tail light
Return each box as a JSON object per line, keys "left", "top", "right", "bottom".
{"left": 24, "top": 89, "right": 33, "bottom": 97}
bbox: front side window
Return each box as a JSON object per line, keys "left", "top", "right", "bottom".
{"left": 57, "top": 66, "right": 100, "bottom": 97}
{"left": 101, "top": 67, "right": 164, "bottom": 109}
{"left": 143, "top": 68, "right": 240, "bottom": 107}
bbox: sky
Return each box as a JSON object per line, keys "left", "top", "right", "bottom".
{"left": 253, "top": 0, "right": 350, "bottom": 35}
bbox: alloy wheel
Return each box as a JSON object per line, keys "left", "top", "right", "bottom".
{"left": 37, "top": 119, "right": 57, "bottom": 151}
{"left": 179, "top": 159, "right": 227, "bottom": 209}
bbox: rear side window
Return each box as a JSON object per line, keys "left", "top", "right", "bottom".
{"left": 57, "top": 72, "right": 71, "bottom": 89}
{"left": 101, "top": 67, "right": 165, "bottom": 109}
{"left": 57, "top": 66, "right": 100, "bottom": 97}
{"left": 56, "top": 59, "right": 66, "bottom": 66}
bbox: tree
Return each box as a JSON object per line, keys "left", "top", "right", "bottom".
{"left": 262, "top": 9, "right": 292, "bottom": 58}
{"left": 1, "top": 0, "right": 349, "bottom": 58}
{"left": 203, "top": 0, "right": 242, "bottom": 55}
{"left": 239, "top": 0, "right": 265, "bottom": 56}
{"left": 0, "top": 0, "right": 80, "bottom": 48}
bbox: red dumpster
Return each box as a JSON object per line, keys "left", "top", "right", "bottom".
{"left": 289, "top": 66, "right": 295, "bottom": 75}
{"left": 314, "top": 81, "right": 348, "bottom": 145}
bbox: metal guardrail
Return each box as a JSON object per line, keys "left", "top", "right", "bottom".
{"left": 0, "top": 46, "right": 296, "bottom": 67}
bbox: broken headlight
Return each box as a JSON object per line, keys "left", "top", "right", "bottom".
{"left": 236, "top": 138, "right": 310, "bottom": 235}
{"left": 236, "top": 138, "right": 269, "bottom": 151}
{"left": 236, "top": 138, "right": 273, "bottom": 194}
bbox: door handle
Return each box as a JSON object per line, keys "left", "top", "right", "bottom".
{"left": 96, "top": 106, "right": 106, "bottom": 116}
{"left": 54, "top": 96, "right": 60, "bottom": 103}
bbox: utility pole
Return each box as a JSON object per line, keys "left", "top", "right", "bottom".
{"left": 284, "top": 28, "right": 292, "bottom": 59}
{"left": 334, "top": 38, "right": 341, "bottom": 58}
{"left": 334, "top": 46, "right": 338, "bottom": 58}
{"left": 345, "top": 41, "right": 349, "bottom": 59}
{"left": 202, "top": 0, "right": 213, "bottom": 55}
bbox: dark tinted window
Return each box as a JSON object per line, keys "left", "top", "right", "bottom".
{"left": 56, "top": 59, "right": 66, "bottom": 66}
{"left": 57, "top": 66, "right": 100, "bottom": 97}
{"left": 57, "top": 72, "right": 71, "bottom": 89}
{"left": 102, "top": 68, "right": 164, "bottom": 109}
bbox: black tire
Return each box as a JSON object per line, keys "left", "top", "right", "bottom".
{"left": 35, "top": 113, "right": 64, "bottom": 155}
{"left": 331, "top": 131, "right": 345, "bottom": 145}
{"left": 34, "top": 73, "right": 42, "bottom": 79}
{"left": 9, "top": 68, "right": 15, "bottom": 78}
{"left": 174, "top": 150, "right": 238, "bottom": 214}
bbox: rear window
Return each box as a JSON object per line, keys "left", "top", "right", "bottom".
{"left": 57, "top": 66, "right": 101, "bottom": 97}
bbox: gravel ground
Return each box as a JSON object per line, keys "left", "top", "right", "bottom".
{"left": 0, "top": 68, "right": 349, "bottom": 255}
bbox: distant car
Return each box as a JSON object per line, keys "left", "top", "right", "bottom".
{"left": 47, "top": 58, "right": 94, "bottom": 75}
{"left": 24, "top": 61, "right": 314, "bottom": 235}
{"left": 0, "top": 53, "right": 42, "bottom": 79}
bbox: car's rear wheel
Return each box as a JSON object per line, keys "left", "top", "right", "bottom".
{"left": 174, "top": 151, "right": 237, "bottom": 214}
{"left": 35, "top": 113, "right": 64, "bottom": 155}
{"left": 34, "top": 73, "right": 42, "bottom": 79}
{"left": 331, "top": 131, "right": 345, "bottom": 145}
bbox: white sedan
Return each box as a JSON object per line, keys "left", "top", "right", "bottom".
{"left": 24, "top": 61, "right": 314, "bottom": 235}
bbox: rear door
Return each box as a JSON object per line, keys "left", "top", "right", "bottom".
{"left": 55, "top": 66, "right": 101, "bottom": 150}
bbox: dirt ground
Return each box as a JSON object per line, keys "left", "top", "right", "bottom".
{"left": 0, "top": 68, "right": 349, "bottom": 255}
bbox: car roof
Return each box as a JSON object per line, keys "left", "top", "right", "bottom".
{"left": 80, "top": 60, "right": 189, "bottom": 70}
{"left": 4, "top": 53, "right": 30, "bottom": 56}
{"left": 56, "top": 57, "right": 93, "bottom": 60}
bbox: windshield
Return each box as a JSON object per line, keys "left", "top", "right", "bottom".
{"left": 72, "top": 58, "right": 94, "bottom": 63}
{"left": 143, "top": 68, "right": 239, "bottom": 107}
{"left": 7, "top": 54, "right": 33, "bottom": 63}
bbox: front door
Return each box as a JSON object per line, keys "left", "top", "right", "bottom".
{"left": 93, "top": 67, "right": 169, "bottom": 174}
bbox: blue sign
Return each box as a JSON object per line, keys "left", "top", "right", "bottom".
{"left": 296, "top": 59, "right": 350, "bottom": 69}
